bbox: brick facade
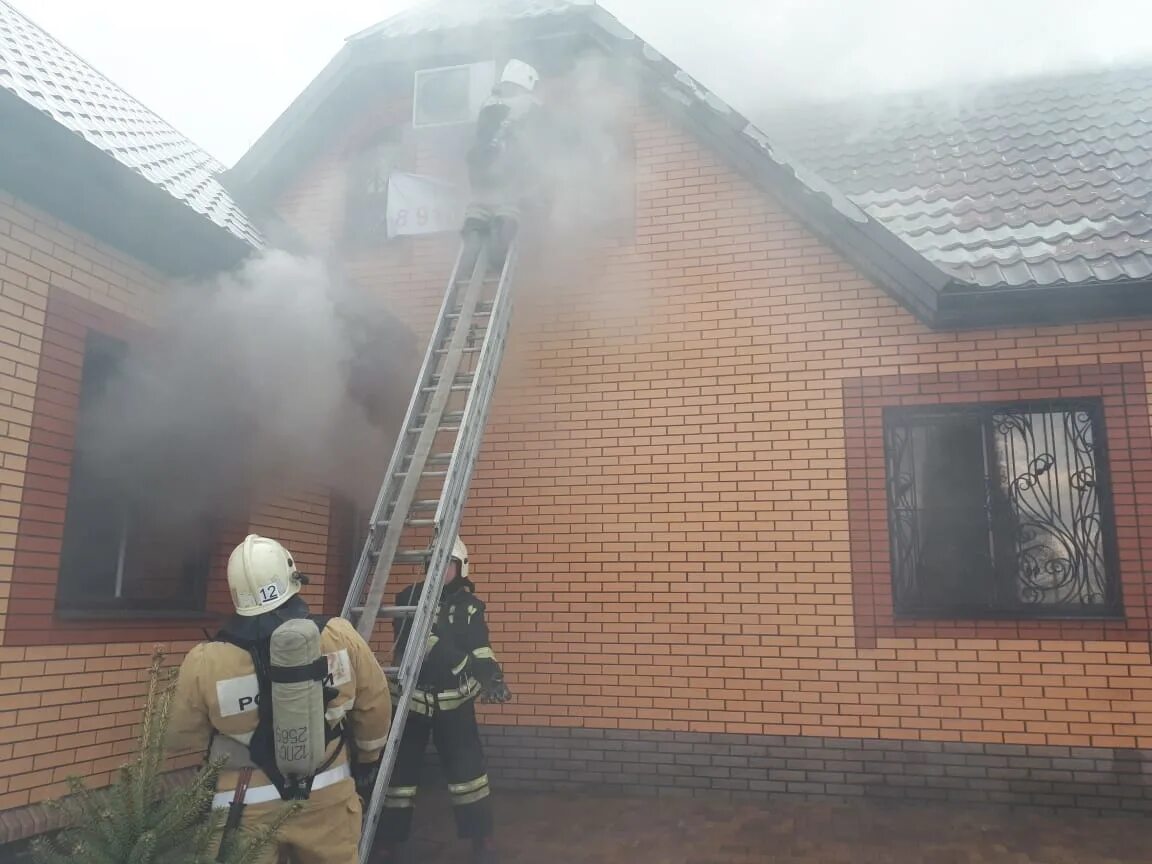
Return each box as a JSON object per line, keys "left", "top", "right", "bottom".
{"left": 0, "top": 190, "right": 336, "bottom": 815}
{"left": 274, "top": 87, "right": 1152, "bottom": 807}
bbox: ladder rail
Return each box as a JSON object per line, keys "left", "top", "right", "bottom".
{"left": 356, "top": 235, "right": 520, "bottom": 864}
{"left": 429, "top": 240, "right": 516, "bottom": 559}
{"left": 349, "top": 242, "right": 491, "bottom": 638}
{"left": 340, "top": 242, "right": 472, "bottom": 620}
{"left": 397, "top": 236, "right": 517, "bottom": 690}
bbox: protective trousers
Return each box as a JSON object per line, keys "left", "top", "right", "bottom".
{"left": 213, "top": 776, "right": 362, "bottom": 864}
{"left": 377, "top": 700, "right": 494, "bottom": 843}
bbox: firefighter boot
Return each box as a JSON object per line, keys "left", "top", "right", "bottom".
{"left": 471, "top": 837, "right": 500, "bottom": 864}
{"left": 370, "top": 843, "right": 409, "bottom": 864}
{"left": 462, "top": 202, "right": 495, "bottom": 236}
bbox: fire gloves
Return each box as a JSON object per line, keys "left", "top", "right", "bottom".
{"left": 353, "top": 758, "right": 382, "bottom": 802}
{"left": 479, "top": 672, "right": 512, "bottom": 705}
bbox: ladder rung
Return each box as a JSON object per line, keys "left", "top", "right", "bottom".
{"left": 382, "top": 497, "right": 439, "bottom": 521}
{"left": 446, "top": 303, "right": 493, "bottom": 319}
{"left": 394, "top": 469, "right": 447, "bottom": 479}
{"left": 407, "top": 424, "right": 460, "bottom": 435}
{"left": 403, "top": 452, "right": 452, "bottom": 464}
{"left": 406, "top": 518, "right": 435, "bottom": 528}
{"left": 352, "top": 605, "right": 418, "bottom": 617}
{"left": 421, "top": 383, "right": 472, "bottom": 394}
{"left": 427, "top": 373, "right": 475, "bottom": 387}
{"left": 384, "top": 667, "right": 400, "bottom": 676}
{"left": 435, "top": 346, "right": 482, "bottom": 355}
{"left": 406, "top": 413, "right": 463, "bottom": 434}
{"left": 395, "top": 549, "right": 429, "bottom": 564}
{"left": 416, "top": 411, "right": 464, "bottom": 425}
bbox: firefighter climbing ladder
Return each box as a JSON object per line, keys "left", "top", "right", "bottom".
{"left": 341, "top": 223, "right": 519, "bottom": 864}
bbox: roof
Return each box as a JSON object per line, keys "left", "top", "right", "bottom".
{"left": 349, "top": 0, "right": 592, "bottom": 41}
{"left": 0, "top": 0, "right": 261, "bottom": 247}
{"left": 232, "top": 0, "right": 1152, "bottom": 328}
{"left": 768, "top": 66, "right": 1152, "bottom": 291}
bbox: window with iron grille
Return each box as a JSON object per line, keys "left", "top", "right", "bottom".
{"left": 56, "top": 330, "right": 213, "bottom": 615}
{"left": 882, "top": 400, "right": 1122, "bottom": 619}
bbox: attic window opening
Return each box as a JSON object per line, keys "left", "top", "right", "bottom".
{"left": 412, "top": 62, "right": 495, "bottom": 129}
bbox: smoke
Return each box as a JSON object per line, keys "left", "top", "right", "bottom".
{"left": 606, "top": 0, "right": 1152, "bottom": 121}
{"left": 82, "top": 251, "right": 413, "bottom": 528}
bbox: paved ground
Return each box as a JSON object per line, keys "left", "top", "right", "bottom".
{"left": 403, "top": 791, "right": 1152, "bottom": 863}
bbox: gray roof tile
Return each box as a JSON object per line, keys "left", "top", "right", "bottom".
{"left": 768, "top": 65, "right": 1152, "bottom": 290}
{"left": 0, "top": 1, "right": 260, "bottom": 247}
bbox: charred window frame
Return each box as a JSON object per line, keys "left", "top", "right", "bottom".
{"left": 882, "top": 399, "right": 1123, "bottom": 620}
{"left": 56, "top": 330, "right": 213, "bottom": 615}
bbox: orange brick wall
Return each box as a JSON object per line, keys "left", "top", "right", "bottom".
{"left": 0, "top": 189, "right": 334, "bottom": 810}
{"left": 278, "top": 98, "right": 1152, "bottom": 753}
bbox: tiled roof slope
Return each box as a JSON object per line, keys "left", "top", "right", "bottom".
{"left": 0, "top": 1, "right": 260, "bottom": 247}
{"left": 349, "top": 0, "right": 592, "bottom": 41}
{"left": 767, "top": 66, "right": 1152, "bottom": 289}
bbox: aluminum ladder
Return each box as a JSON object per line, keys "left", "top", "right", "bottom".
{"left": 342, "top": 223, "right": 519, "bottom": 864}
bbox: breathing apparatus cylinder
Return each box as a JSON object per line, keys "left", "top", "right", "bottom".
{"left": 269, "top": 617, "right": 327, "bottom": 798}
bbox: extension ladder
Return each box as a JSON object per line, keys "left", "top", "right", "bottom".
{"left": 341, "top": 223, "right": 519, "bottom": 863}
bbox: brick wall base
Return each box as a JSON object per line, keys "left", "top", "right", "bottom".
{"left": 0, "top": 768, "right": 196, "bottom": 846}
{"left": 477, "top": 726, "right": 1152, "bottom": 813}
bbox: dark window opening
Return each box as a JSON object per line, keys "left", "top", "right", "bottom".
{"left": 344, "top": 127, "right": 404, "bottom": 247}
{"left": 331, "top": 494, "right": 370, "bottom": 596}
{"left": 56, "top": 331, "right": 213, "bottom": 615}
{"left": 883, "top": 400, "right": 1122, "bottom": 619}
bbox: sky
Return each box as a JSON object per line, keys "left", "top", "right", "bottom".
{"left": 20, "top": 0, "right": 1152, "bottom": 167}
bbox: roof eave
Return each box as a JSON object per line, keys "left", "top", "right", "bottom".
{"left": 935, "top": 278, "right": 1152, "bottom": 329}
{"left": 0, "top": 93, "right": 253, "bottom": 278}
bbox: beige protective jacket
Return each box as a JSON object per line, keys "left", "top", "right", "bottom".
{"left": 167, "top": 616, "right": 391, "bottom": 793}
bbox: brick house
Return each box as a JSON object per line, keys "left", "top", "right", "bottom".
{"left": 229, "top": 0, "right": 1152, "bottom": 811}
{"left": 0, "top": 2, "right": 412, "bottom": 843}
{"left": 3, "top": 0, "right": 1152, "bottom": 850}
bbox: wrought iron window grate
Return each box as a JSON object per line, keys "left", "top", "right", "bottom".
{"left": 882, "top": 400, "right": 1122, "bottom": 619}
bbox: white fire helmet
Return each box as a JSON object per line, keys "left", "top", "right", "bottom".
{"left": 227, "top": 534, "right": 304, "bottom": 617}
{"left": 500, "top": 59, "right": 539, "bottom": 93}
{"left": 451, "top": 537, "right": 470, "bottom": 583}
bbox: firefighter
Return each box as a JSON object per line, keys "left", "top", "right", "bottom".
{"left": 167, "top": 534, "right": 392, "bottom": 864}
{"left": 372, "top": 537, "right": 512, "bottom": 864}
{"left": 463, "top": 58, "right": 550, "bottom": 263}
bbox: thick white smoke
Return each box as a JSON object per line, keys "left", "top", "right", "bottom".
{"left": 82, "top": 251, "right": 414, "bottom": 524}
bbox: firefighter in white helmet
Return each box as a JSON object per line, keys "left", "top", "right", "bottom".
{"left": 167, "top": 534, "right": 391, "bottom": 863}
{"left": 371, "top": 537, "right": 511, "bottom": 864}
{"left": 463, "top": 58, "right": 550, "bottom": 262}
